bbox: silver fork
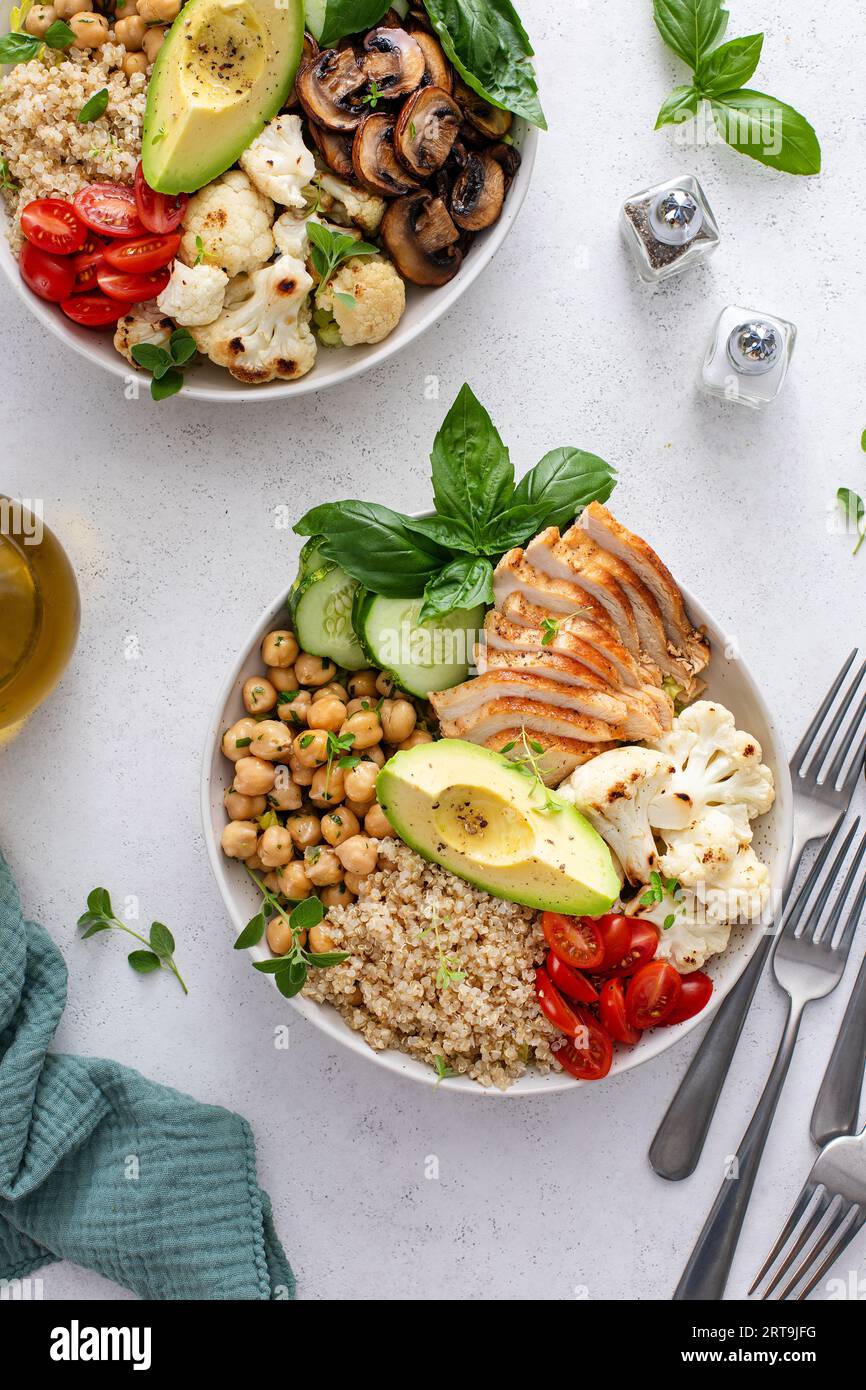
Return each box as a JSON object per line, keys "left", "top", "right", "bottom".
{"left": 673, "top": 815, "right": 866, "bottom": 1299}
{"left": 749, "top": 1125, "right": 866, "bottom": 1300}
{"left": 650, "top": 650, "right": 866, "bottom": 1182}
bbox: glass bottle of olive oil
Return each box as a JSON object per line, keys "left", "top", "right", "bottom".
{"left": 0, "top": 498, "right": 80, "bottom": 739}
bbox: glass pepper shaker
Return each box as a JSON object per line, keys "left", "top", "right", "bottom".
{"left": 701, "top": 306, "right": 797, "bottom": 409}
{"left": 620, "top": 174, "right": 720, "bottom": 283}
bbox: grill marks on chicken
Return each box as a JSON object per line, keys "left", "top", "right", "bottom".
{"left": 430, "top": 505, "right": 710, "bottom": 782}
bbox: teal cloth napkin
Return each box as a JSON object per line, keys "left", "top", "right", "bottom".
{"left": 0, "top": 851, "right": 294, "bottom": 1300}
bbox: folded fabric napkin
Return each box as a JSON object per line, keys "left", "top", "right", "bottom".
{"left": 0, "top": 851, "right": 294, "bottom": 1300}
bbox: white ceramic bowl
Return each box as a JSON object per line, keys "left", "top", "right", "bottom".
{"left": 202, "top": 561, "right": 793, "bottom": 1097}
{"left": 0, "top": 10, "right": 537, "bottom": 402}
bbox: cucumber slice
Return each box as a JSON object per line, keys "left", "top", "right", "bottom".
{"left": 291, "top": 562, "right": 367, "bottom": 670}
{"left": 304, "top": 0, "right": 327, "bottom": 41}
{"left": 354, "top": 594, "right": 485, "bottom": 697}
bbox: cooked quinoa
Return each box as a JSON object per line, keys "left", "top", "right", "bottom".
{"left": 0, "top": 45, "right": 146, "bottom": 250}
{"left": 302, "top": 838, "right": 562, "bottom": 1089}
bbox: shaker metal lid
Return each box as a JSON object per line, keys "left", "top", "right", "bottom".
{"left": 726, "top": 320, "right": 781, "bottom": 375}
{"left": 648, "top": 188, "right": 704, "bottom": 245}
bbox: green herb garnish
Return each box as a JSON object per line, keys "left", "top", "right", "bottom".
{"left": 307, "top": 220, "right": 377, "bottom": 302}
{"left": 361, "top": 79, "right": 384, "bottom": 108}
{"left": 499, "top": 728, "right": 562, "bottom": 814}
{"left": 77, "top": 87, "right": 109, "bottom": 124}
{"left": 235, "top": 870, "right": 348, "bottom": 997}
{"left": 837, "top": 487, "right": 865, "bottom": 557}
{"left": 77, "top": 887, "right": 188, "bottom": 994}
{"left": 130, "top": 329, "right": 196, "bottom": 401}
{"left": 419, "top": 914, "right": 466, "bottom": 991}
{"left": 432, "top": 1053, "right": 455, "bottom": 1088}
{"left": 540, "top": 617, "right": 559, "bottom": 646}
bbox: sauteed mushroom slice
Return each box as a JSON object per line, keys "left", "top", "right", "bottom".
{"left": 394, "top": 85, "right": 461, "bottom": 178}
{"left": 360, "top": 26, "right": 426, "bottom": 98}
{"left": 379, "top": 6, "right": 405, "bottom": 25}
{"left": 487, "top": 140, "right": 522, "bottom": 191}
{"left": 297, "top": 47, "right": 368, "bottom": 131}
{"left": 353, "top": 112, "right": 421, "bottom": 196}
{"left": 453, "top": 77, "right": 513, "bottom": 139}
{"left": 412, "top": 29, "right": 452, "bottom": 91}
{"left": 284, "top": 32, "right": 320, "bottom": 109}
{"left": 450, "top": 150, "right": 505, "bottom": 231}
{"left": 310, "top": 121, "right": 356, "bottom": 179}
{"left": 407, "top": 6, "right": 434, "bottom": 33}
{"left": 381, "top": 191, "right": 463, "bottom": 286}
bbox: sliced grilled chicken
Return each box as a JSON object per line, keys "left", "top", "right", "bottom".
{"left": 432, "top": 669, "right": 628, "bottom": 727}
{"left": 483, "top": 729, "right": 617, "bottom": 785}
{"left": 524, "top": 529, "right": 641, "bottom": 655}
{"left": 488, "top": 603, "right": 643, "bottom": 690}
{"left": 476, "top": 643, "right": 620, "bottom": 693}
{"left": 493, "top": 548, "right": 613, "bottom": 628}
{"left": 579, "top": 503, "right": 710, "bottom": 674}
{"left": 437, "top": 695, "right": 623, "bottom": 745}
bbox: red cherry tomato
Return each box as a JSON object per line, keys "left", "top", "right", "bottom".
{"left": 71, "top": 245, "right": 107, "bottom": 293}
{"left": 20, "top": 197, "right": 87, "bottom": 254}
{"left": 96, "top": 262, "right": 171, "bottom": 302}
{"left": 60, "top": 291, "right": 124, "bottom": 327}
{"left": 535, "top": 968, "right": 582, "bottom": 1036}
{"left": 594, "top": 913, "right": 632, "bottom": 970}
{"left": 663, "top": 971, "right": 713, "bottom": 1026}
{"left": 552, "top": 1008, "right": 613, "bottom": 1081}
{"left": 542, "top": 912, "right": 604, "bottom": 970}
{"left": 134, "top": 162, "right": 187, "bottom": 234}
{"left": 546, "top": 950, "right": 598, "bottom": 1004}
{"left": 19, "top": 241, "right": 76, "bottom": 302}
{"left": 103, "top": 232, "right": 181, "bottom": 273}
{"left": 599, "top": 977, "right": 641, "bottom": 1045}
{"left": 600, "top": 920, "right": 660, "bottom": 978}
{"left": 626, "top": 960, "right": 682, "bottom": 1030}
{"left": 73, "top": 183, "right": 144, "bottom": 238}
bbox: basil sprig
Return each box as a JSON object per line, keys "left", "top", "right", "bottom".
{"left": 653, "top": 0, "right": 820, "bottom": 175}
{"left": 295, "top": 383, "right": 616, "bottom": 622}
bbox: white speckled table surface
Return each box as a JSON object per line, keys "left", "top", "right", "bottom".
{"left": 1, "top": 1, "right": 865, "bottom": 1301}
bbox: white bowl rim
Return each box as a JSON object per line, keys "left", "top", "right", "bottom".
{"left": 200, "top": 540, "right": 794, "bottom": 1097}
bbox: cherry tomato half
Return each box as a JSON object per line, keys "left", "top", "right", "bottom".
{"left": 134, "top": 162, "right": 187, "bottom": 234}
{"left": 626, "top": 960, "right": 682, "bottom": 1030}
{"left": 542, "top": 912, "right": 604, "bottom": 970}
{"left": 534, "top": 968, "right": 581, "bottom": 1037}
{"left": 546, "top": 950, "right": 598, "bottom": 1004}
{"left": 96, "top": 262, "right": 171, "bottom": 302}
{"left": 19, "top": 241, "right": 76, "bottom": 302}
{"left": 594, "top": 913, "right": 632, "bottom": 970}
{"left": 71, "top": 245, "right": 107, "bottom": 293}
{"left": 600, "top": 920, "right": 659, "bottom": 978}
{"left": 599, "top": 977, "right": 641, "bottom": 1045}
{"left": 21, "top": 197, "right": 87, "bottom": 254}
{"left": 60, "top": 291, "right": 124, "bottom": 327}
{"left": 73, "top": 183, "right": 144, "bottom": 238}
{"left": 663, "top": 971, "right": 713, "bottom": 1026}
{"left": 103, "top": 232, "right": 180, "bottom": 274}
{"left": 552, "top": 1009, "right": 613, "bottom": 1081}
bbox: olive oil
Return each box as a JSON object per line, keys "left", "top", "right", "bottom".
{"left": 0, "top": 499, "right": 80, "bottom": 736}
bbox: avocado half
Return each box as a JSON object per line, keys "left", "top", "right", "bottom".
{"left": 377, "top": 739, "right": 621, "bottom": 916}
{"left": 142, "top": 0, "right": 305, "bottom": 195}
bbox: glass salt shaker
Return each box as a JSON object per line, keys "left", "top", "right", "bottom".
{"left": 701, "top": 306, "right": 797, "bottom": 409}
{"left": 620, "top": 174, "right": 720, "bottom": 283}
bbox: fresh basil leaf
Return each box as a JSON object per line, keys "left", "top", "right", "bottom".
{"left": 0, "top": 31, "right": 41, "bottom": 64}
{"left": 652, "top": 0, "right": 728, "bottom": 71}
{"left": 655, "top": 84, "right": 700, "bottom": 130}
{"left": 294, "top": 501, "right": 447, "bottom": 596}
{"left": 44, "top": 18, "right": 75, "bottom": 49}
{"left": 506, "top": 448, "right": 616, "bottom": 532}
{"left": 696, "top": 33, "right": 763, "bottom": 95}
{"left": 149, "top": 921, "right": 175, "bottom": 957}
{"left": 419, "top": 555, "right": 494, "bottom": 622}
{"left": 234, "top": 912, "right": 266, "bottom": 950}
{"left": 77, "top": 87, "right": 109, "bottom": 124}
{"left": 151, "top": 368, "right": 184, "bottom": 400}
{"left": 317, "top": 0, "right": 392, "bottom": 47}
{"left": 169, "top": 328, "right": 196, "bottom": 365}
{"left": 710, "top": 89, "right": 820, "bottom": 174}
{"left": 307, "top": 951, "right": 350, "bottom": 967}
{"left": 430, "top": 382, "right": 514, "bottom": 545}
{"left": 290, "top": 896, "right": 326, "bottom": 931}
{"left": 402, "top": 513, "right": 477, "bottom": 552}
{"left": 128, "top": 949, "right": 161, "bottom": 975}
{"left": 422, "top": 0, "right": 546, "bottom": 130}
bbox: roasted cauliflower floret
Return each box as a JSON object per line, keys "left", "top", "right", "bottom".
{"left": 190, "top": 255, "right": 316, "bottom": 384}
{"left": 559, "top": 746, "right": 676, "bottom": 885}
{"left": 316, "top": 170, "right": 385, "bottom": 236}
{"left": 179, "top": 170, "right": 275, "bottom": 278}
{"left": 239, "top": 114, "right": 316, "bottom": 209}
{"left": 316, "top": 255, "right": 406, "bottom": 346}
{"left": 156, "top": 261, "right": 229, "bottom": 327}
{"left": 113, "top": 303, "right": 174, "bottom": 367}
{"left": 649, "top": 701, "right": 775, "bottom": 832}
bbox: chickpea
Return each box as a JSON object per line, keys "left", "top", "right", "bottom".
{"left": 248, "top": 719, "right": 293, "bottom": 762}
{"left": 343, "top": 870, "right": 367, "bottom": 895}
{"left": 137, "top": 0, "right": 179, "bottom": 20}
{"left": 277, "top": 690, "right": 311, "bottom": 726}
{"left": 114, "top": 0, "right": 137, "bottom": 15}
{"left": 307, "top": 696, "right": 347, "bottom": 733}
{"left": 70, "top": 11, "right": 110, "bottom": 46}
{"left": 224, "top": 788, "right": 266, "bottom": 821}
{"left": 363, "top": 744, "right": 386, "bottom": 768}
{"left": 309, "top": 764, "right": 346, "bottom": 808}
{"left": 309, "top": 923, "right": 337, "bottom": 954}
{"left": 267, "top": 665, "right": 297, "bottom": 693}
{"left": 364, "top": 804, "right": 392, "bottom": 839}
{"left": 24, "top": 4, "right": 56, "bottom": 36}
{"left": 321, "top": 883, "right": 355, "bottom": 910}
{"left": 287, "top": 813, "right": 322, "bottom": 850}
{"left": 294, "top": 651, "right": 337, "bottom": 687}
{"left": 340, "top": 709, "right": 382, "bottom": 751}
{"left": 262, "top": 872, "right": 280, "bottom": 893}
{"left": 335, "top": 834, "right": 379, "bottom": 877}
{"left": 398, "top": 729, "right": 435, "bottom": 751}
{"left": 114, "top": 12, "right": 146, "bottom": 47}
{"left": 312, "top": 682, "right": 349, "bottom": 703}
{"left": 344, "top": 797, "right": 373, "bottom": 820}
{"left": 376, "top": 671, "right": 396, "bottom": 697}
{"left": 258, "top": 825, "right": 294, "bottom": 868}
{"left": 243, "top": 676, "right": 277, "bottom": 715}
{"left": 275, "top": 861, "right": 312, "bottom": 900}
{"left": 286, "top": 751, "right": 314, "bottom": 786}
{"left": 221, "top": 821, "right": 258, "bottom": 860}
{"left": 260, "top": 629, "right": 299, "bottom": 668}
{"left": 221, "top": 717, "right": 258, "bottom": 762}
{"left": 343, "top": 758, "right": 379, "bottom": 803}
{"left": 347, "top": 669, "right": 378, "bottom": 698}
{"left": 305, "top": 845, "right": 344, "bottom": 887}
{"left": 380, "top": 698, "right": 417, "bottom": 745}
{"left": 266, "top": 915, "right": 294, "bottom": 956}
{"left": 346, "top": 696, "right": 377, "bottom": 717}
{"left": 245, "top": 852, "right": 265, "bottom": 872}
{"left": 293, "top": 728, "right": 329, "bottom": 767}
{"left": 141, "top": 24, "right": 167, "bottom": 61}
{"left": 122, "top": 51, "right": 149, "bottom": 75}
{"left": 233, "top": 755, "right": 276, "bottom": 797}
{"left": 54, "top": 0, "right": 89, "bottom": 15}
{"left": 321, "top": 807, "right": 360, "bottom": 846}
{"left": 267, "top": 776, "right": 303, "bottom": 813}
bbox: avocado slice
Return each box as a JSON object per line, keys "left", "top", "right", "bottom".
{"left": 377, "top": 739, "right": 622, "bottom": 916}
{"left": 142, "top": 0, "right": 305, "bottom": 195}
